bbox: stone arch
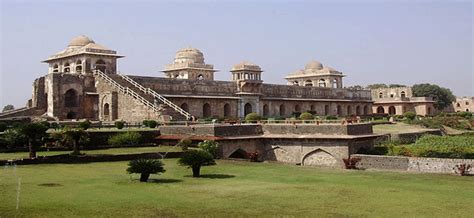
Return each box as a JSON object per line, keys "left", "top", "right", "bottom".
{"left": 75, "top": 60, "right": 83, "bottom": 73}
{"left": 388, "top": 106, "right": 396, "bottom": 115}
{"left": 318, "top": 79, "right": 326, "bottom": 87}
{"left": 376, "top": 106, "right": 385, "bottom": 114}
{"left": 294, "top": 104, "right": 301, "bottom": 112}
{"left": 64, "top": 62, "right": 70, "bottom": 72}
{"left": 363, "top": 105, "right": 369, "bottom": 115}
{"left": 302, "top": 149, "right": 337, "bottom": 167}
{"left": 53, "top": 64, "right": 59, "bottom": 72}
{"left": 263, "top": 104, "right": 269, "bottom": 117}
{"left": 356, "top": 106, "right": 361, "bottom": 115}
{"left": 103, "top": 103, "right": 110, "bottom": 116}
{"left": 224, "top": 103, "right": 231, "bottom": 117}
{"left": 378, "top": 92, "right": 383, "bottom": 98}
{"left": 180, "top": 103, "right": 189, "bottom": 112}
{"left": 347, "top": 105, "right": 352, "bottom": 115}
{"left": 64, "top": 89, "right": 78, "bottom": 107}
{"left": 304, "top": 80, "right": 313, "bottom": 87}
{"left": 95, "top": 59, "right": 107, "bottom": 73}
{"left": 203, "top": 103, "right": 211, "bottom": 117}
{"left": 228, "top": 148, "right": 249, "bottom": 159}
{"left": 292, "top": 81, "right": 299, "bottom": 86}
{"left": 244, "top": 103, "right": 252, "bottom": 116}
{"left": 337, "top": 105, "right": 342, "bottom": 116}
{"left": 400, "top": 91, "right": 406, "bottom": 98}
{"left": 66, "top": 111, "right": 76, "bottom": 119}
{"left": 197, "top": 74, "right": 204, "bottom": 80}
{"left": 279, "top": 104, "right": 286, "bottom": 117}
{"left": 264, "top": 146, "right": 290, "bottom": 162}
{"left": 324, "top": 105, "right": 329, "bottom": 115}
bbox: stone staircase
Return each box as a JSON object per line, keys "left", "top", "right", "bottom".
{"left": 93, "top": 70, "right": 193, "bottom": 121}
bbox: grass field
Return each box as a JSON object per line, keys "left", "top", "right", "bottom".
{"left": 0, "top": 146, "right": 181, "bottom": 160}
{"left": 373, "top": 123, "right": 434, "bottom": 134}
{"left": 1, "top": 160, "right": 473, "bottom": 217}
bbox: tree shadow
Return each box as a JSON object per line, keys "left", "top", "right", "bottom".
{"left": 146, "top": 178, "right": 183, "bottom": 184}
{"left": 185, "top": 174, "right": 235, "bottom": 179}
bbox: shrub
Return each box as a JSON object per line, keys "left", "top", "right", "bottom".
{"left": 456, "top": 111, "right": 472, "bottom": 119}
{"left": 127, "top": 159, "right": 165, "bottom": 182}
{"left": 197, "top": 140, "right": 219, "bottom": 158}
{"left": 403, "top": 112, "right": 416, "bottom": 120}
{"left": 325, "top": 115, "right": 338, "bottom": 120}
{"left": 115, "top": 121, "right": 125, "bottom": 129}
{"left": 78, "top": 120, "right": 91, "bottom": 130}
{"left": 0, "top": 122, "right": 7, "bottom": 132}
{"left": 147, "top": 120, "right": 158, "bottom": 128}
{"left": 40, "top": 121, "right": 51, "bottom": 129}
{"left": 108, "top": 131, "right": 142, "bottom": 146}
{"left": 177, "top": 138, "right": 192, "bottom": 151}
{"left": 2, "top": 128, "right": 27, "bottom": 149}
{"left": 61, "top": 128, "right": 89, "bottom": 155}
{"left": 178, "top": 150, "right": 216, "bottom": 177}
{"left": 245, "top": 113, "right": 261, "bottom": 122}
{"left": 50, "top": 122, "right": 61, "bottom": 129}
{"left": 299, "top": 112, "right": 313, "bottom": 120}
{"left": 142, "top": 120, "right": 150, "bottom": 127}
{"left": 342, "top": 157, "right": 361, "bottom": 169}
{"left": 291, "top": 112, "right": 301, "bottom": 118}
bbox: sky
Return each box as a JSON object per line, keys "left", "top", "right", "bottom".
{"left": 1, "top": 0, "right": 472, "bottom": 108}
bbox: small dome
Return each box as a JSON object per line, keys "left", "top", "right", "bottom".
{"left": 68, "top": 35, "right": 94, "bottom": 47}
{"left": 231, "top": 61, "right": 262, "bottom": 71}
{"left": 305, "top": 60, "right": 323, "bottom": 70}
{"left": 174, "top": 47, "right": 205, "bottom": 64}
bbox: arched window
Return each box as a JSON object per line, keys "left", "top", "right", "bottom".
{"left": 356, "top": 106, "right": 361, "bottom": 115}
{"left": 203, "top": 103, "right": 211, "bottom": 117}
{"left": 310, "top": 104, "right": 316, "bottom": 113}
{"left": 347, "top": 105, "right": 352, "bottom": 115}
{"left": 64, "top": 63, "right": 70, "bottom": 72}
{"left": 376, "top": 106, "right": 385, "bottom": 114}
{"left": 197, "top": 74, "right": 204, "bottom": 80}
{"left": 224, "top": 103, "right": 231, "bottom": 117}
{"left": 75, "top": 60, "right": 83, "bottom": 73}
{"left": 293, "top": 81, "right": 299, "bottom": 86}
{"left": 64, "top": 89, "right": 78, "bottom": 107}
{"left": 390, "top": 93, "right": 394, "bottom": 98}
{"left": 95, "top": 59, "right": 106, "bottom": 73}
{"left": 324, "top": 105, "right": 329, "bottom": 115}
{"left": 456, "top": 103, "right": 461, "bottom": 107}
{"left": 53, "top": 64, "right": 59, "bottom": 72}
{"left": 294, "top": 105, "right": 301, "bottom": 112}
{"left": 244, "top": 103, "right": 252, "bottom": 116}
{"left": 332, "top": 79, "right": 337, "bottom": 88}
{"left": 363, "top": 105, "right": 368, "bottom": 115}
{"left": 388, "top": 106, "right": 396, "bottom": 115}
{"left": 318, "top": 79, "right": 326, "bottom": 87}
{"left": 400, "top": 91, "right": 406, "bottom": 98}
{"left": 263, "top": 104, "right": 269, "bottom": 117}
{"left": 304, "top": 80, "right": 313, "bottom": 87}
{"left": 180, "top": 103, "right": 189, "bottom": 112}
{"left": 279, "top": 104, "right": 285, "bottom": 117}
{"left": 337, "top": 105, "right": 342, "bottom": 116}
{"left": 466, "top": 102, "right": 470, "bottom": 105}
{"left": 103, "top": 103, "right": 110, "bottom": 116}
{"left": 379, "top": 92, "right": 383, "bottom": 98}
{"left": 427, "top": 107, "right": 431, "bottom": 115}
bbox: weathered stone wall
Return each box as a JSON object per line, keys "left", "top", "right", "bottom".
{"left": 262, "top": 123, "right": 373, "bottom": 135}
{"left": 159, "top": 124, "right": 263, "bottom": 137}
{"left": 353, "top": 154, "right": 474, "bottom": 175}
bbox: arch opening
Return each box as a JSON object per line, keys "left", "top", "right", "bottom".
{"left": 64, "top": 89, "right": 78, "bottom": 107}
{"left": 244, "top": 103, "right": 252, "bottom": 116}
{"left": 388, "top": 106, "right": 396, "bottom": 115}
{"left": 203, "top": 103, "right": 211, "bottom": 117}
{"left": 224, "top": 103, "right": 231, "bottom": 117}
{"left": 229, "top": 148, "right": 249, "bottom": 159}
{"left": 376, "top": 106, "right": 385, "bottom": 114}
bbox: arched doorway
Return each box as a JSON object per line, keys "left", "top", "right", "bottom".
{"left": 279, "top": 104, "right": 285, "bottom": 117}
{"left": 244, "top": 103, "right": 252, "bottom": 116}
{"left": 66, "top": 111, "right": 76, "bottom": 119}
{"left": 400, "top": 91, "right": 406, "bottom": 98}
{"left": 388, "top": 106, "right": 396, "bottom": 115}
{"left": 363, "top": 105, "right": 369, "bottom": 115}
{"left": 224, "top": 103, "right": 231, "bottom": 117}
{"left": 64, "top": 89, "right": 78, "bottom": 107}
{"left": 347, "top": 105, "right": 352, "bottom": 115}
{"left": 318, "top": 79, "right": 326, "bottom": 87}
{"left": 180, "top": 103, "right": 189, "bottom": 112}
{"left": 229, "top": 148, "right": 249, "bottom": 159}
{"left": 95, "top": 59, "right": 107, "bottom": 73}
{"left": 263, "top": 104, "right": 269, "bottom": 117}
{"left": 376, "top": 106, "right": 385, "bottom": 114}
{"left": 356, "top": 106, "right": 361, "bottom": 115}
{"left": 103, "top": 103, "right": 110, "bottom": 116}
{"left": 203, "top": 103, "right": 211, "bottom": 117}
{"left": 304, "top": 80, "right": 313, "bottom": 87}
{"left": 337, "top": 105, "right": 342, "bottom": 116}
{"left": 294, "top": 105, "right": 301, "bottom": 112}
{"left": 64, "top": 63, "right": 70, "bottom": 72}
{"left": 324, "top": 105, "right": 329, "bottom": 115}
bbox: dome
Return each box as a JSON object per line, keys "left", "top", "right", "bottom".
{"left": 305, "top": 60, "right": 324, "bottom": 70}
{"left": 68, "top": 35, "right": 94, "bottom": 47}
{"left": 231, "top": 61, "right": 262, "bottom": 71}
{"left": 174, "top": 47, "right": 205, "bottom": 64}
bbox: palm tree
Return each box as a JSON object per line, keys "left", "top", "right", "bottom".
{"left": 19, "top": 122, "right": 49, "bottom": 158}
{"left": 178, "top": 150, "right": 216, "bottom": 177}
{"left": 62, "top": 128, "right": 88, "bottom": 155}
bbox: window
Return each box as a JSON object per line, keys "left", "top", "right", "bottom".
{"left": 224, "top": 103, "right": 231, "bottom": 117}
{"left": 305, "top": 80, "right": 313, "bottom": 87}
{"left": 400, "top": 91, "right": 406, "bottom": 98}
{"left": 197, "top": 74, "right": 204, "bottom": 80}
{"left": 64, "top": 63, "right": 70, "bottom": 72}
{"left": 318, "top": 79, "right": 326, "bottom": 87}
{"left": 378, "top": 92, "right": 383, "bottom": 98}
{"left": 332, "top": 79, "right": 337, "bottom": 88}
{"left": 53, "top": 64, "right": 59, "bottom": 73}
{"left": 203, "top": 103, "right": 211, "bottom": 117}
{"left": 244, "top": 103, "right": 252, "bottom": 116}
{"left": 263, "top": 104, "right": 269, "bottom": 117}
{"left": 103, "top": 103, "right": 110, "bottom": 116}
{"left": 64, "top": 89, "right": 78, "bottom": 107}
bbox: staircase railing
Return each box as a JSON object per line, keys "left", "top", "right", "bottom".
{"left": 93, "top": 70, "right": 161, "bottom": 113}
{"left": 117, "top": 72, "right": 193, "bottom": 120}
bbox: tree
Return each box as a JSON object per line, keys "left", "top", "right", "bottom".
{"left": 62, "top": 127, "right": 88, "bottom": 155}
{"left": 19, "top": 122, "right": 49, "bottom": 158}
{"left": 78, "top": 120, "right": 91, "bottom": 130}
{"left": 178, "top": 150, "right": 216, "bottom": 177}
{"left": 2, "top": 104, "right": 14, "bottom": 112}
{"left": 299, "top": 112, "right": 313, "bottom": 120}
{"left": 127, "top": 159, "right": 166, "bottom": 182}
{"left": 366, "top": 84, "right": 388, "bottom": 89}
{"left": 245, "top": 112, "right": 261, "bottom": 122}
{"left": 412, "top": 83, "right": 455, "bottom": 110}
{"left": 388, "top": 84, "right": 406, "bottom": 88}
{"left": 197, "top": 140, "right": 219, "bottom": 158}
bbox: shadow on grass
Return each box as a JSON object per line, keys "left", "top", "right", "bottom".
{"left": 185, "top": 174, "right": 235, "bottom": 179}
{"left": 146, "top": 178, "right": 183, "bottom": 183}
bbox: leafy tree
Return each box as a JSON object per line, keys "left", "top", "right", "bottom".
{"left": 412, "top": 83, "right": 455, "bottom": 110}
{"left": 2, "top": 104, "right": 14, "bottom": 112}
{"left": 19, "top": 122, "right": 49, "bottom": 158}
{"left": 2, "top": 128, "right": 27, "bottom": 149}
{"left": 403, "top": 112, "right": 417, "bottom": 120}
{"left": 197, "top": 140, "right": 219, "bottom": 158}
{"left": 245, "top": 112, "right": 261, "bottom": 122}
{"left": 366, "top": 84, "right": 388, "bottom": 89}
{"left": 62, "top": 127, "right": 89, "bottom": 155}
{"left": 115, "top": 121, "right": 125, "bottom": 129}
{"left": 127, "top": 159, "right": 166, "bottom": 182}
{"left": 299, "top": 112, "right": 313, "bottom": 120}
{"left": 388, "top": 84, "right": 406, "bottom": 88}
{"left": 178, "top": 150, "right": 216, "bottom": 177}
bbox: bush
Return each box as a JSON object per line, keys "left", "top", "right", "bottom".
{"left": 108, "top": 131, "right": 142, "bottom": 146}
{"left": 456, "top": 111, "right": 472, "bottom": 119}
{"left": 147, "top": 120, "right": 158, "bottom": 128}
{"left": 2, "top": 128, "right": 27, "bottom": 149}
{"left": 325, "top": 115, "right": 338, "bottom": 120}
{"left": 299, "top": 112, "right": 313, "bottom": 120}
{"left": 78, "top": 120, "right": 91, "bottom": 130}
{"left": 127, "top": 159, "right": 165, "bottom": 182}
{"left": 245, "top": 113, "right": 261, "bottom": 122}
{"left": 197, "top": 140, "right": 218, "bottom": 158}
{"left": 177, "top": 138, "right": 192, "bottom": 151}
{"left": 40, "top": 121, "right": 51, "bottom": 129}
{"left": 0, "top": 122, "right": 7, "bottom": 132}
{"left": 50, "top": 122, "right": 61, "bottom": 129}
{"left": 178, "top": 150, "right": 216, "bottom": 177}
{"left": 115, "top": 121, "right": 125, "bottom": 129}
{"left": 403, "top": 112, "right": 416, "bottom": 120}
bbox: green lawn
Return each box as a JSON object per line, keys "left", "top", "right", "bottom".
{"left": 373, "top": 123, "right": 435, "bottom": 134}
{"left": 0, "top": 146, "right": 181, "bottom": 160}
{"left": 1, "top": 160, "right": 473, "bottom": 217}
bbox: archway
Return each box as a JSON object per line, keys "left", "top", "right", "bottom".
{"left": 332, "top": 79, "right": 338, "bottom": 88}
{"left": 337, "top": 105, "right": 342, "bottom": 116}
{"left": 66, "top": 111, "right": 76, "bottom": 119}
{"left": 95, "top": 59, "right": 106, "bottom": 73}
{"left": 304, "top": 80, "right": 313, "bottom": 87}
{"left": 400, "top": 91, "right": 406, "bottom": 98}
{"left": 203, "top": 103, "right": 211, "bottom": 117}
{"left": 318, "top": 79, "right": 326, "bottom": 87}
{"left": 244, "top": 103, "right": 252, "bottom": 116}
{"left": 347, "top": 105, "right": 352, "bottom": 115}
{"left": 324, "top": 105, "right": 329, "bottom": 115}
{"left": 64, "top": 89, "right": 78, "bottom": 107}
{"left": 302, "top": 149, "right": 337, "bottom": 167}
{"left": 228, "top": 148, "right": 249, "bottom": 159}
{"left": 356, "top": 106, "right": 361, "bottom": 115}
{"left": 388, "top": 106, "right": 396, "bottom": 115}
{"left": 376, "top": 106, "right": 385, "bottom": 114}
{"left": 180, "top": 103, "right": 189, "bottom": 112}
{"left": 53, "top": 64, "right": 59, "bottom": 73}
{"left": 378, "top": 92, "right": 383, "bottom": 98}
{"left": 224, "top": 103, "right": 231, "bottom": 117}
{"left": 64, "top": 63, "right": 70, "bottom": 72}
{"left": 279, "top": 104, "right": 285, "bottom": 117}
{"left": 103, "top": 103, "right": 110, "bottom": 116}
{"left": 197, "top": 74, "right": 204, "bottom": 80}
{"left": 294, "top": 105, "right": 301, "bottom": 112}
{"left": 263, "top": 104, "right": 269, "bottom": 117}
{"left": 363, "top": 105, "right": 369, "bottom": 115}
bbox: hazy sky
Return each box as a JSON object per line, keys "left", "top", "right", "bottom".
{"left": 1, "top": 0, "right": 472, "bottom": 108}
